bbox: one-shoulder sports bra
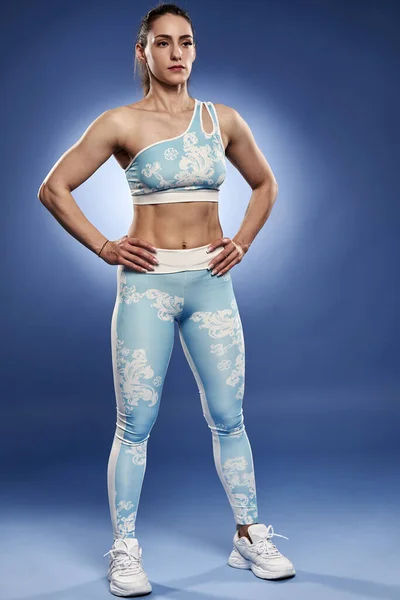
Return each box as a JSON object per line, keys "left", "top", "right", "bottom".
{"left": 124, "top": 99, "right": 226, "bottom": 205}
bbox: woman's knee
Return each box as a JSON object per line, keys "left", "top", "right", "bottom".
{"left": 206, "top": 408, "right": 245, "bottom": 436}
{"left": 116, "top": 411, "right": 157, "bottom": 445}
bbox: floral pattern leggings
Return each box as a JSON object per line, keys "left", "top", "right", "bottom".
{"left": 107, "top": 263, "right": 258, "bottom": 540}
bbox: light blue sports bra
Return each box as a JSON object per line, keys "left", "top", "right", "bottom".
{"left": 124, "top": 99, "right": 226, "bottom": 205}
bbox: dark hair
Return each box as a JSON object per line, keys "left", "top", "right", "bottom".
{"left": 134, "top": 3, "right": 195, "bottom": 97}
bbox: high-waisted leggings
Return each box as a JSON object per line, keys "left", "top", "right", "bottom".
{"left": 107, "top": 243, "right": 258, "bottom": 540}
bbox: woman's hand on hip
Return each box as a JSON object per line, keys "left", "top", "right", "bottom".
{"left": 99, "top": 235, "right": 159, "bottom": 272}
{"left": 206, "top": 237, "right": 247, "bottom": 276}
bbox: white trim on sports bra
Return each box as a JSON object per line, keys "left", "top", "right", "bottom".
{"left": 131, "top": 189, "right": 219, "bottom": 205}
{"left": 199, "top": 102, "right": 217, "bottom": 137}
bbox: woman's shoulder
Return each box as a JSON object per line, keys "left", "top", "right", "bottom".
{"left": 92, "top": 104, "right": 145, "bottom": 138}
{"left": 206, "top": 101, "right": 240, "bottom": 129}
{"left": 102, "top": 102, "right": 144, "bottom": 121}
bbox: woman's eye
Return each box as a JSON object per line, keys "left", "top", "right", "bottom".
{"left": 157, "top": 41, "right": 193, "bottom": 47}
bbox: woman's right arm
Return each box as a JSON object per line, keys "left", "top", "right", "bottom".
{"left": 38, "top": 109, "right": 158, "bottom": 271}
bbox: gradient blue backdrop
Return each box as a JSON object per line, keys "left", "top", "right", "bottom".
{"left": 1, "top": 1, "right": 399, "bottom": 599}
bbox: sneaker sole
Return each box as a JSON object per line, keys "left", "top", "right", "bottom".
{"left": 228, "top": 547, "right": 296, "bottom": 580}
{"left": 107, "top": 573, "right": 152, "bottom": 597}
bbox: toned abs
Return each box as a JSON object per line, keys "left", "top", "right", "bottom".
{"left": 127, "top": 201, "right": 224, "bottom": 250}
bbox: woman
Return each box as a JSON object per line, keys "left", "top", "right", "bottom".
{"left": 38, "top": 3, "right": 295, "bottom": 597}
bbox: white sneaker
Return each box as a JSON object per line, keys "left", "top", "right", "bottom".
{"left": 103, "top": 537, "right": 152, "bottom": 597}
{"left": 228, "top": 523, "right": 296, "bottom": 580}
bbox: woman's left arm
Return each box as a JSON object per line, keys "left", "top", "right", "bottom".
{"left": 207, "top": 104, "right": 278, "bottom": 276}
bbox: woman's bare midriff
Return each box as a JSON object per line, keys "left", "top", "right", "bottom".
{"left": 127, "top": 200, "right": 224, "bottom": 249}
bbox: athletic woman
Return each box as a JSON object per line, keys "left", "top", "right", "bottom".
{"left": 38, "top": 3, "right": 296, "bottom": 596}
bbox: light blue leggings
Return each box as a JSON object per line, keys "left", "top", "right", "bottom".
{"left": 107, "top": 257, "right": 258, "bottom": 539}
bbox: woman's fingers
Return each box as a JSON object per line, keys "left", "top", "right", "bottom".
{"left": 120, "top": 247, "right": 158, "bottom": 271}
{"left": 208, "top": 242, "right": 242, "bottom": 274}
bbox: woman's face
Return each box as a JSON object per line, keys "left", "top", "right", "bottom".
{"left": 138, "top": 14, "right": 196, "bottom": 87}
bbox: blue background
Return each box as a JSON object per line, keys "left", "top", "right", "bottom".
{"left": 1, "top": 0, "right": 399, "bottom": 598}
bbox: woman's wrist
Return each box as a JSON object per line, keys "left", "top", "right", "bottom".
{"left": 232, "top": 237, "right": 251, "bottom": 254}
{"left": 97, "top": 238, "right": 110, "bottom": 257}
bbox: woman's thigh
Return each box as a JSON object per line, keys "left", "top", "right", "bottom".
{"left": 111, "top": 266, "right": 187, "bottom": 441}
{"left": 177, "top": 270, "right": 245, "bottom": 429}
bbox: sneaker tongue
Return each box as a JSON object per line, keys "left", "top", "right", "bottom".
{"left": 248, "top": 523, "right": 268, "bottom": 544}
{"left": 116, "top": 537, "right": 140, "bottom": 556}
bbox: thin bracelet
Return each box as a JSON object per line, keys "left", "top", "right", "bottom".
{"left": 98, "top": 239, "right": 109, "bottom": 257}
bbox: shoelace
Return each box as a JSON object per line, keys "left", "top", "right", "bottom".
{"left": 253, "top": 524, "right": 289, "bottom": 558}
{"left": 103, "top": 539, "right": 143, "bottom": 576}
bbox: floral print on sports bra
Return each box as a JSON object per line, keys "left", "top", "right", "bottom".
{"left": 124, "top": 99, "right": 227, "bottom": 204}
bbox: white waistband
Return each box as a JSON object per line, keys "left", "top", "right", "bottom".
{"left": 120, "top": 243, "right": 224, "bottom": 274}
{"left": 132, "top": 189, "right": 219, "bottom": 205}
